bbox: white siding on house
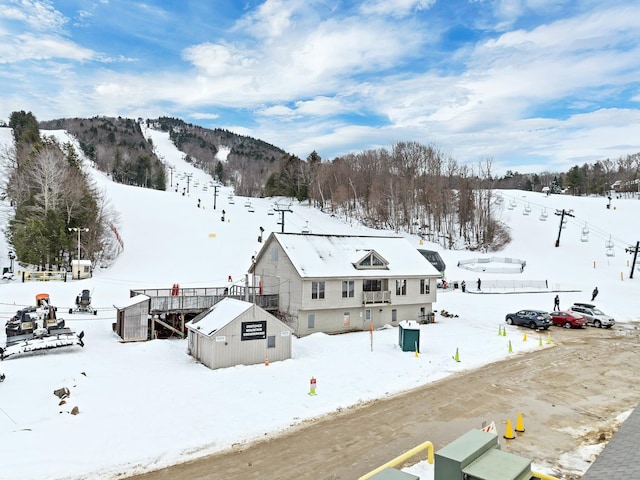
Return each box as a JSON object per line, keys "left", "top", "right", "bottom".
{"left": 251, "top": 233, "right": 439, "bottom": 337}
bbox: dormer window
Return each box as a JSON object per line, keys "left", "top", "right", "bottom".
{"left": 355, "top": 251, "right": 388, "bottom": 270}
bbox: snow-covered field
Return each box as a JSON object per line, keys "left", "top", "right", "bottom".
{"left": 0, "top": 126, "right": 638, "bottom": 480}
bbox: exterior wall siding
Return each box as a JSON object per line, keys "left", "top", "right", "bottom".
{"left": 188, "top": 305, "right": 293, "bottom": 370}
{"left": 252, "top": 235, "right": 439, "bottom": 338}
{"left": 117, "top": 300, "right": 149, "bottom": 342}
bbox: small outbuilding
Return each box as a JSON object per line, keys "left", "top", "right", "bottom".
{"left": 70, "top": 259, "right": 92, "bottom": 280}
{"left": 113, "top": 294, "right": 150, "bottom": 342}
{"left": 186, "top": 297, "right": 294, "bottom": 370}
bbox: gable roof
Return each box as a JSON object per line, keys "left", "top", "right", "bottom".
{"left": 186, "top": 297, "right": 253, "bottom": 336}
{"left": 114, "top": 294, "right": 150, "bottom": 310}
{"left": 255, "top": 233, "right": 440, "bottom": 278}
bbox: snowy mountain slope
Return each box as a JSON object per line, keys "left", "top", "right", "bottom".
{"left": 0, "top": 126, "right": 639, "bottom": 480}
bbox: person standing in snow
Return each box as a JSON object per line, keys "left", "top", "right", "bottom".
{"left": 477, "top": 278, "right": 481, "bottom": 290}
{"left": 591, "top": 287, "right": 599, "bottom": 302}
{"left": 461, "top": 280, "right": 466, "bottom": 293}
{"left": 553, "top": 295, "right": 560, "bottom": 311}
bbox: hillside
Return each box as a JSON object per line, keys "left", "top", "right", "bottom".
{"left": 150, "top": 116, "right": 288, "bottom": 197}
{"left": 0, "top": 126, "right": 639, "bottom": 480}
{"left": 39, "top": 116, "right": 166, "bottom": 190}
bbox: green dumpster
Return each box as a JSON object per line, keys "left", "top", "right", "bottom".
{"left": 399, "top": 320, "right": 420, "bottom": 352}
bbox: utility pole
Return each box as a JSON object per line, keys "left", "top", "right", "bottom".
{"left": 212, "top": 184, "right": 219, "bottom": 210}
{"left": 625, "top": 241, "right": 640, "bottom": 279}
{"left": 273, "top": 203, "right": 293, "bottom": 233}
{"left": 554, "top": 209, "right": 574, "bottom": 247}
{"left": 185, "top": 173, "right": 193, "bottom": 194}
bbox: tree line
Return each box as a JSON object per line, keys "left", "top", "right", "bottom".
{"left": 2, "top": 111, "right": 120, "bottom": 271}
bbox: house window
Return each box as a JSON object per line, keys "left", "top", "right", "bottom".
{"left": 342, "top": 280, "right": 354, "bottom": 298}
{"left": 312, "top": 281, "right": 325, "bottom": 299}
{"left": 365, "top": 309, "right": 371, "bottom": 321}
{"left": 420, "top": 279, "right": 430, "bottom": 294}
{"left": 356, "top": 252, "right": 387, "bottom": 269}
{"left": 343, "top": 312, "right": 350, "bottom": 326}
{"left": 308, "top": 314, "right": 315, "bottom": 329}
{"left": 267, "top": 335, "right": 276, "bottom": 348}
{"left": 363, "top": 279, "right": 382, "bottom": 292}
{"left": 395, "top": 279, "right": 407, "bottom": 296}
{"left": 270, "top": 246, "right": 278, "bottom": 261}
{"left": 392, "top": 309, "right": 397, "bottom": 322}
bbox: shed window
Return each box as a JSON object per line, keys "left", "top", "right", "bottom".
{"left": 267, "top": 335, "right": 276, "bottom": 348}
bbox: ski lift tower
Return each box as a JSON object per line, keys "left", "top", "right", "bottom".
{"left": 273, "top": 202, "right": 293, "bottom": 233}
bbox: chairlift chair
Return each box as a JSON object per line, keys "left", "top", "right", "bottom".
{"left": 605, "top": 236, "right": 615, "bottom": 256}
{"left": 580, "top": 224, "right": 589, "bottom": 242}
{"left": 539, "top": 209, "right": 548, "bottom": 221}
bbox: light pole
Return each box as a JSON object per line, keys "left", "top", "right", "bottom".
{"left": 69, "top": 227, "right": 89, "bottom": 279}
{"left": 8, "top": 251, "right": 15, "bottom": 273}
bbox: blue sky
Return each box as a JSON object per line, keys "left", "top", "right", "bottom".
{"left": 1, "top": 0, "right": 640, "bottom": 174}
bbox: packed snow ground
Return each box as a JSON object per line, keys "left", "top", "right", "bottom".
{"left": 0, "top": 126, "right": 639, "bottom": 480}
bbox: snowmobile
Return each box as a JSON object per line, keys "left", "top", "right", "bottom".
{"left": 69, "top": 289, "right": 97, "bottom": 315}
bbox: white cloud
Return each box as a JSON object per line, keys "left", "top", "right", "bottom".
{"left": 0, "top": 33, "right": 95, "bottom": 63}
{"left": 2, "top": 0, "right": 67, "bottom": 31}
{"left": 360, "top": 0, "right": 436, "bottom": 17}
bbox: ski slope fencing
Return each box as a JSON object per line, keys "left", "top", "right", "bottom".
{"left": 457, "top": 257, "right": 526, "bottom": 273}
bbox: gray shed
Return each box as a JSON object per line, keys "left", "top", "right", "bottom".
{"left": 186, "top": 297, "right": 294, "bottom": 370}
{"left": 113, "top": 294, "right": 150, "bottom": 342}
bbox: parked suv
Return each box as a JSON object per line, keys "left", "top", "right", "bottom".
{"left": 505, "top": 309, "right": 552, "bottom": 330}
{"left": 569, "top": 303, "right": 615, "bottom": 328}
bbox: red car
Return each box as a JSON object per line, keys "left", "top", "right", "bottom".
{"left": 550, "top": 310, "right": 586, "bottom": 329}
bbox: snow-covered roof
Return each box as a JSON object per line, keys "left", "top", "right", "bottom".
{"left": 186, "top": 297, "right": 253, "bottom": 336}
{"left": 268, "top": 233, "right": 440, "bottom": 278}
{"left": 113, "top": 294, "right": 150, "bottom": 309}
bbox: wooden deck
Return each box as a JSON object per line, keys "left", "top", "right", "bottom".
{"left": 130, "top": 285, "right": 279, "bottom": 315}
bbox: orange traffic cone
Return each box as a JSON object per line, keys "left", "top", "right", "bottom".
{"left": 515, "top": 412, "right": 525, "bottom": 433}
{"left": 508, "top": 340, "right": 513, "bottom": 353}
{"left": 265, "top": 355, "right": 269, "bottom": 366}
{"left": 504, "top": 419, "right": 516, "bottom": 440}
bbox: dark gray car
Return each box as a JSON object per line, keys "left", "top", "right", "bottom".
{"left": 505, "top": 309, "right": 552, "bottom": 330}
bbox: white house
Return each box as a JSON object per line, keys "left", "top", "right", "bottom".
{"left": 249, "top": 233, "right": 441, "bottom": 337}
{"left": 186, "top": 297, "right": 294, "bottom": 370}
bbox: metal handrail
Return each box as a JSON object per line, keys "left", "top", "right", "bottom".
{"left": 358, "top": 440, "right": 433, "bottom": 480}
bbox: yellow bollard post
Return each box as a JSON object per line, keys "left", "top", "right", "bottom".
{"left": 621, "top": 272, "right": 624, "bottom": 281}
{"left": 523, "top": 332, "right": 527, "bottom": 342}
{"left": 593, "top": 261, "right": 596, "bottom": 269}
{"left": 539, "top": 336, "right": 542, "bottom": 347}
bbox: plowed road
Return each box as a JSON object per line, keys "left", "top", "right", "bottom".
{"left": 127, "top": 326, "right": 640, "bottom": 480}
